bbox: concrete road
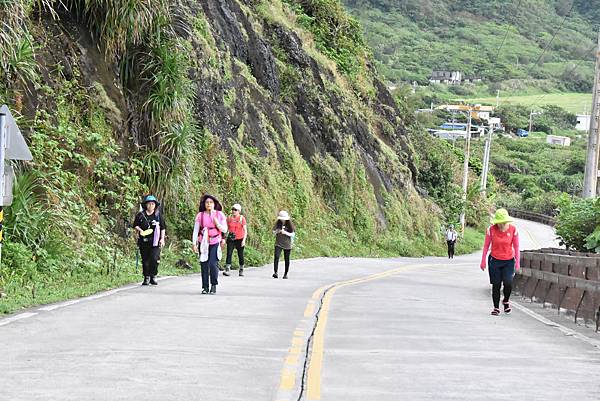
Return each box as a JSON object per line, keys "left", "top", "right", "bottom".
{"left": 2, "top": 219, "right": 599, "bottom": 401}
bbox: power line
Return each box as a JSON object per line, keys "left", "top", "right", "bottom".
{"left": 498, "top": 0, "right": 584, "bottom": 109}
{"left": 529, "top": 43, "right": 597, "bottom": 109}
{"left": 526, "top": 0, "right": 576, "bottom": 77}
{"left": 493, "top": 0, "right": 523, "bottom": 62}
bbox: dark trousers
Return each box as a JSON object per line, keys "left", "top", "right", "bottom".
{"left": 447, "top": 240, "right": 455, "bottom": 258}
{"left": 139, "top": 246, "right": 160, "bottom": 277}
{"left": 488, "top": 256, "right": 515, "bottom": 308}
{"left": 274, "top": 246, "right": 291, "bottom": 275}
{"left": 226, "top": 239, "right": 245, "bottom": 266}
{"left": 200, "top": 244, "right": 220, "bottom": 289}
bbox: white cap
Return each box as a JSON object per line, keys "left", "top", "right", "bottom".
{"left": 277, "top": 210, "right": 290, "bottom": 220}
{"left": 232, "top": 203, "right": 242, "bottom": 211}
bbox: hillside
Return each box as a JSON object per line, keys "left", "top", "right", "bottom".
{"left": 344, "top": 0, "right": 598, "bottom": 93}
{"left": 0, "top": 0, "right": 486, "bottom": 312}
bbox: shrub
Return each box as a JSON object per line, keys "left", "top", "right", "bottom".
{"left": 555, "top": 196, "right": 600, "bottom": 251}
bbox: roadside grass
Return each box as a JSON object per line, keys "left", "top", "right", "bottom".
{"left": 0, "top": 247, "right": 201, "bottom": 315}
{"left": 456, "top": 227, "right": 485, "bottom": 256}
{"left": 460, "top": 93, "right": 592, "bottom": 114}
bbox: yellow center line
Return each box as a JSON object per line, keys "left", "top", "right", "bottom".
{"left": 305, "top": 265, "right": 422, "bottom": 400}
{"left": 523, "top": 226, "right": 540, "bottom": 249}
{"left": 279, "top": 367, "right": 296, "bottom": 390}
{"left": 278, "top": 262, "right": 474, "bottom": 399}
{"left": 311, "top": 285, "right": 329, "bottom": 300}
{"left": 304, "top": 303, "right": 315, "bottom": 317}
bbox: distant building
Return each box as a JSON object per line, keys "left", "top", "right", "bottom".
{"left": 487, "top": 117, "right": 504, "bottom": 131}
{"left": 430, "top": 71, "right": 462, "bottom": 85}
{"left": 429, "top": 71, "right": 481, "bottom": 85}
{"left": 546, "top": 135, "right": 571, "bottom": 147}
{"left": 432, "top": 130, "right": 467, "bottom": 140}
{"left": 463, "top": 77, "right": 482, "bottom": 84}
{"left": 576, "top": 114, "right": 591, "bottom": 131}
{"left": 477, "top": 111, "right": 491, "bottom": 120}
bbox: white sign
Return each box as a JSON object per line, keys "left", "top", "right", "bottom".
{"left": 0, "top": 105, "right": 32, "bottom": 161}
{"left": 0, "top": 105, "right": 33, "bottom": 206}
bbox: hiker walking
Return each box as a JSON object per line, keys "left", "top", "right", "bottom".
{"left": 446, "top": 224, "right": 457, "bottom": 259}
{"left": 224, "top": 203, "right": 247, "bottom": 277}
{"left": 272, "top": 211, "right": 295, "bottom": 279}
{"left": 480, "top": 209, "right": 520, "bottom": 316}
{"left": 192, "top": 194, "right": 227, "bottom": 294}
{"left": 132, "top": 195, "right": 166, "bottom": 286}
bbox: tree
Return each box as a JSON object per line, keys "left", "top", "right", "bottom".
{"left": 495, "top": 105, "right": 528, "bottom": 132}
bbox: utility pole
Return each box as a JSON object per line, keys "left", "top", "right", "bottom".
{"left": 481, "top": 124, "right": 493, "bottom": 197}
{"left": 0, "top": 113, "right": 5, "bottom": 269}
{"left": 496, "top": 90, "right": 500, "bottom": 107}
{"left": 583, "top": 30, "right": 600, "bottom": 198}
{"left": 460, "top": 111, "right": 473, "bottom": 233}
{"left": 528, "top": 109, "right": 534, "bottom": 133}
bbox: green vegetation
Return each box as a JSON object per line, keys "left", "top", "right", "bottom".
{"left": 344, "top": 0, "right": 597, "bottom": 93}
{"left": 284, "top": 0, "right": 367, "bottom": 76}
{"left": 555, "top": 197, "right": 600, "bottom": 252}
{"left": 472, "top": 129, "right": 584, "bottom": 216}
{"left": 0, "top": 0, "right": 483, "bottom": 315}
{"left": 465, "top": 93, "right": 592, "bottom": 114}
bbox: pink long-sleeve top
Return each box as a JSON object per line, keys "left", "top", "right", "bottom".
{"left": 480, "top": 224, "right": 520, "bottom": 270}
{"left": 193, "top": 211, "right": 227, "bottom": 245}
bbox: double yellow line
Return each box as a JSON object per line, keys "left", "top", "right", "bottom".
{"left": 305, "top": 266, "right": 421, "bottom": 400}
{"left": 277, "top": 263, "right": 427, "bottom": 401}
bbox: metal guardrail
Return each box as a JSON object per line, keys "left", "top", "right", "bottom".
{"left": 515, "top": 248, "right": 600, "bottom": 332}
{"left": 506, "top": 208, "right": 556, "bottom": 226}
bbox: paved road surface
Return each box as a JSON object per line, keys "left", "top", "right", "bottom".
{"left": 2, "top": 219, "right": 600, "bottom": 401}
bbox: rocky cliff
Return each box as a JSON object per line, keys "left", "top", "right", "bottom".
{"left": 0, "top": 0, "right": 444, "bottom": 274}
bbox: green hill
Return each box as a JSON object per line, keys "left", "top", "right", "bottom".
{"left": 344, "top": 0, "right": 598, "bottom": 92}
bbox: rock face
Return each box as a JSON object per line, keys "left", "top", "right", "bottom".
{"left": 10, "top": 0, "right": 434, "bottom": 249}
{"left": 191, "top": 0, "right": 416, "bottom": 196}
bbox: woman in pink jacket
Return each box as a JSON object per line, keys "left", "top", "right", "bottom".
{"left": 480, "top": 209, "right": 520, "bottom": 316}
{"left": 192, "top": 194, "right": 228, "bottom": 294}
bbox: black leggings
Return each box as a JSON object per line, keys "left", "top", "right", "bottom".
{"left": 447, "top": 240, "right": 455, "bottom": 258}
{"left": 492, "top": 282, "right": 513, "bottom": 309}
{"left": 274, "top": 246, "right": 291, "bottom": 275}
{"left": 139, "top": 246, "right": 160, "bottom": 277}
{"left": 488, "top": 256, "right": 515, "bottom": 309}
{"left": 226, "top": 239, "right": 245, "bottom": 266}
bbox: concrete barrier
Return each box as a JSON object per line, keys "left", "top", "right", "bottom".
{"left": 515, "top": 248, "right": 600, "bottom": 332}
{"left": 507, "top": 209, "right": 556, "bottom": 226}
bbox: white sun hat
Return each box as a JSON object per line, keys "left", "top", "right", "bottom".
{"left": 277, "top": 210, "right": 290, "bottom": 220}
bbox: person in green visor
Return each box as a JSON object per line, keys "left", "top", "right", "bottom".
{"left": 480, "top": 208, "right": 520, "bottom": 316}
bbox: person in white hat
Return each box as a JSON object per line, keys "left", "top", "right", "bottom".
{"left": 272, "top": 210, "right": 295, "bottom": 279}
{"left": 224, "top": 203, "right": 247, "bottom": 276}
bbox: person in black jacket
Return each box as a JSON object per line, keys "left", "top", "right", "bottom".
{"left": 132, "top": 195, "right": 166, "bottom": 285}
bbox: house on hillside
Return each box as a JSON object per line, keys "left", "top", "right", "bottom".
{"left": 546, "top": 135, "right": 571, "bottom": 147}
{"left": 429, "top": 71, "right": 462, "bottom": 85}
{"left": 429, "top": 71, "right": 481, "bottom": 85}
{"left": 463, "top": 76, "right": 482, "bottom": 84}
